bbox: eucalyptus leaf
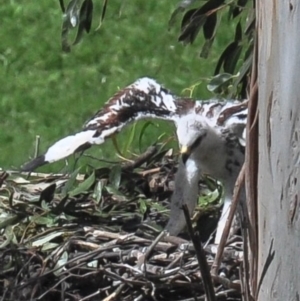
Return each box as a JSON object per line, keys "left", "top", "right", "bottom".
{"left": 93, "top": 180, "right": 103, "bottom": 204}
{"left": 30, "top": 215, "right": 57, "bottom": 226}
{"left": 61, "top": 167, "right": 82, "bottom": 196}
{"left": 109, "top": 165, "right": 121, "bottom": 189}
{"left": 54, "top": 251, "right": 69, "bottom": 276}
{"left": 105, "top": 185, "right": 125, "bottom": 197}
{"left": 61, "top": 0, "right": 93, "bottom": 51}
{"left": 151, "top": 202, "right": 168, "bottom": 213}
{"left": 168, "top": 0, "right": 197, "bottom": 28}
{"left": 179, "top": 14, "right": 207, "bottom": 44}
{"left": 73, "top": 0, "right": 94, "bottom": 45}
{"left": 198, "top": 189, "right": 220, "bottom": 206}
{"left": 0, "top": 215, "right": 22, "bottom": 230}
{"left": 223, "top": 45, "right": 243, "bottom": 74}
{"left": 41, "top": 242, "right": 60, "bottom": 251}
{"left": 65, "top": 0, "right": 81, "bottom": 28}
{"left": 234, "top": 21, "right": 242, "bottom": 42}
{"left": 95, "top": 0, "right": 108, "bottom": 30}
{"left": 0, "top": 226, "right": 15, "bottom": 248}
{"left": 69, "top": 171, "right": 95, "bottom": 196}
{"left": 231, "top": 0, "right": 249, "bottom": 18}
{"left": 41, "top": 200, "right": 50, "bottom": 210}
{"left": 207, "top": 73, "right": 234, "bottom": 92}
{"left": 104, "top": 185, "right": 118, "bottom": 196}
{"left": 9, "top": 176, "right": 30, "bottom": 184}
{"left": 203, "top": 14, "right": 216, "bottom": 40}
{"left": 200, "top": 38, "right": 214, "bottom": 58}
{"left": 32, "top": 231, "right": 65, "bottom": 247}
{"left": 230, "top": 52, "right": 253, "bottom": 97}
{"left": 138, "top": 121, "right": 156, "bottom": 153}
{"left": 214, "top": 41, "right": 238, "bottom": 75}
{"left": 59, "top": 0, "right": 66, "bottom": 13}
{"left": 138, "top": 199, "right": 147, "bottom": 214}
{"left": 123, "top": 122, "right": 137, "bottom": 154}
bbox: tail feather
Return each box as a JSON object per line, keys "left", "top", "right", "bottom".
{"left": 21, "top": 130, "right": 97, "bottom": 171}
{"left": 21, "top": 155, "right": 47, "bottom": 172}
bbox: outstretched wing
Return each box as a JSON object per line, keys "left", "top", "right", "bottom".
{"left": 21, "top": 78, "right": 192, "bottom": 171}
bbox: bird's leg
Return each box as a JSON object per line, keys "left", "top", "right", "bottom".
{"left": 214, "top": 197, "right": 233, "bottom": 244}
{"left": 215, "top": 192, "right": 244, "bottom": 245}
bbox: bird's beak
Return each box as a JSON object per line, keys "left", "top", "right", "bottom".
{"left": 180, "top": 146, "right": 191, "bottom": 165}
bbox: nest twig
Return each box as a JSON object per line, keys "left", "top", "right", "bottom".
{"left": 0, "top": 148, "right": 243, "bottom": 301}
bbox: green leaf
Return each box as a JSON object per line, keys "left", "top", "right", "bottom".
{"left": 0, "top": 226, "right": 16, "bottom": 248}
{"left": 138, "top": 199, "right": 147, "bottom": 214}
{"left": 203, "top": 14, "right": 216, "bottom": 40}
{"left": 32, "top": 231, "right": 65, "bottom": 247}
{"left": 207, "top": 73, "right": 234, "bottom": 93}
{"left": 168, "top": 0, "right": 197, "bottom": 29}
{"left": 223, "top": 45, "right": 243, "bottom": 74}
{"left": 41, "top": 200, "right": 50, "bottom": 210}
{"left": 100, "top": 0, "right": 108, "bottom": 28}
{"left": 151, "top": 202, "right": 168, "bottom": 213}
{"left": 0, "top": 215, "right": 22, "bottom": 230}
{"left": 69, "top": 171, "right": 95, "bottom": 196}
{"left": 60, "top": 0, "right": 94, "bottom": 51}
{"left": 105, "top": 185, "right": 125, "bottom": 197}
{"left": 138, "top": 121, "right": 157, "bottom": 152}
{"left": 93, "top": 180, "right": 103, "bottom": 204}
{"left": 109, "top": 165, "right": 121, "bottom": 189}
{"left": 59, "top": 0, "right": 66, "bottom": 13}
{"left": 54, "top": 251, "right": 69, "bottom": 276}
{"left": 73, "top": 0, "right": 94, "bottom": 45}
{"left": 30, "top": 215, "right": 57, "bottom": 226}
{"left": 198, "top": 189, "right": 220, "bottom": 206}
{"left": 231, "top": 0, "right": 249, "bottom": 19}
{"left": 41, "top": 242, "right": 59, "bottom": 251}
{"left": 234, "top": 21, "right": 242, "bottom": 42}
{"left": 61, "top": 0, "right": 80, "bottom": 52}
{"left": 61, "top": 167, "right": 82, "bottom": 196}
{"left": 123, "top": 122, "right": 137, "bottom": 154}
{"left": 168, "top": 7, "right": 185, "bottom": 29}
{"left": 230, "top": 51, "right": 253, "bottom": 98}
{"left": 179, "top": 14, "right": 207, "bottom": 44}
{"left": 200, "top": 38, "right": 214, "bottom": 58}
{"left": 214, "top": 41, "right": 238, "bottom": 75}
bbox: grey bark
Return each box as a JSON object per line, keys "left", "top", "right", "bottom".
{"left": 257, "top": 1, "right": 300, "bottom": 300}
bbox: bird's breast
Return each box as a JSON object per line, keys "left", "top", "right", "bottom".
{"left": 185, "top": 158, "right": 201, "bottom": 184}
{"left": 197, "top": 144, "right": 244, "bottom": 183}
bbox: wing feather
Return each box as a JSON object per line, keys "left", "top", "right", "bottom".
{"left": 22, "top": 76, "right": 248, "bottom": 172}
{"left": 21, "top": 78, "right": 185, "bottom": 171}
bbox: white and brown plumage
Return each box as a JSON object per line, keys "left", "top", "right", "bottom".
{"left": 22, "top": 78, "right": 247, "bottom": 240}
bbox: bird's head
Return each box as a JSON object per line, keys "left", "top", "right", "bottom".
{"left": 175, "top": 114, "right": 215, "bottom": 165}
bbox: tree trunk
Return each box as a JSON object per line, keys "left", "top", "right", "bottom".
{"left": 257, "top": 1, "right": 300, "bottom": 300}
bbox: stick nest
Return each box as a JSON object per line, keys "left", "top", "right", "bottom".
{"left": 0, "top": 147, "right": 243, "bottom": 301}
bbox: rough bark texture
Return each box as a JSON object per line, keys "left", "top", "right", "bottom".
{"left": 257, "top": 1, "right": 300, "bottom": 300}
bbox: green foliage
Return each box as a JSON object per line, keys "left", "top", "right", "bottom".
{"left": 69, "top": 170, "right": 95, "bottom": 196}
{"left": 170, "top": 0, "right": 254, "bottom": 98}
{"left": 1, "top": 0, "right": 240, "bottom": 171}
